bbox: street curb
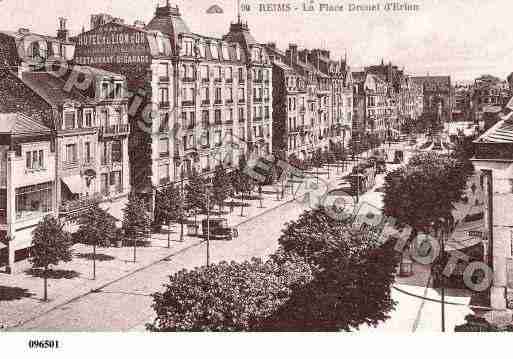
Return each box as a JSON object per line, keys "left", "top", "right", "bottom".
{"left": 5, "top": 240, "right": 205, "bottom": 331}
{"left": 4, "top": 162, "right": 358, "bottom": 331}
{"left": 234, "top": 168, "right": 354, "bottom": 229}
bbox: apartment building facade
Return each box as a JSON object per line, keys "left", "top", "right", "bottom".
{"left": 0, "top": 24, "right": 131, "bottom": 272}
{"left": 411, "top": 75, "right": 453, "bottom": 124}
{"left": 265, "top": 43, "right": 352, "bottom": 161}
{"left": 74, "top": 4, "right": 272, "bottom": 211}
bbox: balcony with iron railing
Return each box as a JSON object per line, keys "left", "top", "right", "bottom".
{"left": 226, "top": 78, "right": 233, "bottom": 84}
{"left": 238, "top": 117, "right": 246, "bottom": 123}
{"left": 182, "top": 100, "right": 196, "bottom": 107}
{"left": 214, "top": 78, "right": 222, "bottom": 84}
{"left": 225, "top": 99, "right": 234, "bottom": 105}
{"left": 201, "top": 100, "right": 210, "bottom": 106}
{"left": 253, "top": 116, "right": 263, "bottom": 122}
{"left": 159, "top": 76, "right": 170, "bottom": 83}
{"left": 182, "top": 77, "right": 196, "bottom": 83}
{"left": 214, "top": 99, "right": 222, "bottom": 105}
{"left": 238, "top": 98, "right": 246, "bottom": 104}
{"left": 254, "top": 77, "right": 263, "bottom": 84}
{"left": 159, "top": 101, "right": 170, "bottom": 109}
{"left": 253, "top": 97, "right": 262, "bottom": 104}
{"left": 59, "top": 193, "right": 103, "bottom": 217}
{"left": 99, "top": 123, "right": 130, "bottom": 137}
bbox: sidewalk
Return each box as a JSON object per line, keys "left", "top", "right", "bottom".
{"left": 0, "top": 153, "right": 362, "bottom": 330}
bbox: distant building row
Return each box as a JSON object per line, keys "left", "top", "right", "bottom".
{"left": 0, "top": 3, "right": 448, "bottom": 272}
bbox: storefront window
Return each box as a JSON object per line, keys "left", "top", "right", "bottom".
{"left": 15, "top": 182, "right": 53, "bottom": 220}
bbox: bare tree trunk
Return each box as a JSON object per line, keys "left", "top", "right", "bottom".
{"left": 240, "top": 191, "right": 245, "bottom": 217}
{"left": 133, "top": 236, "right": 137, "bottom": 263}
{"left": 180, "top": 216, "right": 184, "bottom": 242}
{"left": 167, "top": 219, "right": 171, "bottom": 248}
{"left": 43, "top": 266, "right": 48, "bottom": 301}
{"left": 93, "top": 243, "right": 96, "bottom": 280}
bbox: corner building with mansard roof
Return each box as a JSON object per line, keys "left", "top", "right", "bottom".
{"left": 74, "top": 3, "right": 273, "bottom": 210}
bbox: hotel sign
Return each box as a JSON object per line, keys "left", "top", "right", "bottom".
{"left": 74, "top": 24, "right": 151, "bottom": 65}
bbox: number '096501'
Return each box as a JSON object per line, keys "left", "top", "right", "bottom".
{"left": 28, "top": 340, "right": 59, "bottom": 349}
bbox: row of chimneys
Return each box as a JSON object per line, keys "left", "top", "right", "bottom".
{"left": 18, "top": 17, "right": 70, "bottom": 41}
{"left": 284, "top": 44, "right": 332, "bottom": 70}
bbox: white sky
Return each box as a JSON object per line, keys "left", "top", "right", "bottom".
{"left": 2, "top": 0, "right": 512, "bottom": 82}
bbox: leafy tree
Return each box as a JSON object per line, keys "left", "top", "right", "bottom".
{"left": 155, "top": 184, "right": 186, "bottom": 246}
{"left": 147, "top": 207, "right": 399, "bottom": 332}
{"left": 147, "top": 257, "right": 312, "bottom": 332}
{"left": 122, "top": 194, "right": 151, "bottom": 262}
{"left": 76, "top": 204, "right": 117, "bottom": 279}
{"left": 212, "top": 165, "right": 233, "bottom": 213}
{"left": 185, "top": 169, "right": 208, "bottom": 223}
{"left": 451, "top": 134, "right": 476, "bottom": 177}
{"left": 267, "top": 208, "right": 399, "bottom": 331}
{"left": 30, "top": 215, "right": 73, "bottom": 301}
{"left": 383, "top": 152, "right": 468, "bottom": 243}
{"left": 232, "top": 155, "right": 255, "bottom": 216}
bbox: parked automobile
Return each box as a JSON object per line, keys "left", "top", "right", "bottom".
{"left": 393, "top": 150, "right": 404, "bottom": 163}
{"left": 201, "top": 218, "right": 238, "bottom": 241}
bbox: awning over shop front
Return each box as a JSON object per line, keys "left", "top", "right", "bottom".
{"left": 61, "top": 175, "right": 82, "bottom": 194}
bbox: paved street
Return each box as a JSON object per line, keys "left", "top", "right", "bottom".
{"left": 10, "top": 190, "right": 310, "bottom": 331}
{"left": 1, "top": 141, "right": 472, "bottom": 332}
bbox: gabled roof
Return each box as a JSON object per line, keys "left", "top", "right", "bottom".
{"left": 21, "top": 72, "right": 94, "bottom": 107}
{"left": 0, "top": 29, "right": 74, "bottom": 45}
{"left": 0, "top": 113, "right": 51, "bottom": 135}
{"left": 0, "top": 69, "right": 54, "bottom": 128}
{"left": 273, "top": 60, "right": 294, "bottom": 72}
{"left": 73, "top": 65, "right": 125, "bottom": 79}
{"left": 475, "top": 111, "right": 513, "bottom": 143}
{"left": 223, "top": 22, "right": 257, "bottom": 53}
{"left": 411, "top": 75, "right": 451, "bottom": 85}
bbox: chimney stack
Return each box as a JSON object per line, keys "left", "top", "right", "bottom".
{"left": 57, "top": 17, "right": 69, "bottom": 42}
{"left": 287, "top": 43, "right": 298, "bottom": 66}
{"left": 18, "top": 28, "right": 30, "bottom": 35}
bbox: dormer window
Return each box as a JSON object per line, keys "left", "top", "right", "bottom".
{"left": 182, "top": 40, "right": 194, "bottom": 56}
{"left": 235, "top": 45, "right": 241, "bottom": 61}
{"left": 63, "top": 111, "right": 76, "bottom": 130}
{"left": 101, "top": 82, "right": 109, "bottom": 98}
{"left": 211, "top": 43, "right": 219, "bottom": 59}
{"left": 84, "top": 110, "right": 93, "bottom": 127}
{"left": 115, "top": 83, "right": 123, "bottom": 98}
{"left": 222, "top": 45, "right": 230, "bottom": 60}
{"left": 198, "top": 43, "right": 205, "bottom": 58}
{"left": 156, "top": 34, "right": 165, "bottom": 55}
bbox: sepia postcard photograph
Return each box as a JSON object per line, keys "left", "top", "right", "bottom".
{"left": 0, "top": 0, "right": 512, "bottom": 356}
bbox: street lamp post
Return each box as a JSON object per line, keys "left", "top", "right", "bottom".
{"left": 440, "top": 221, "right": 446, "bottom": 332}
{"left": 206, "top": 185, "right": 211, "bottom": 267}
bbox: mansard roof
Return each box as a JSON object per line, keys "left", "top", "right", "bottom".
{"left": 0, "top": 112, "right": 51, "bottom": 136}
